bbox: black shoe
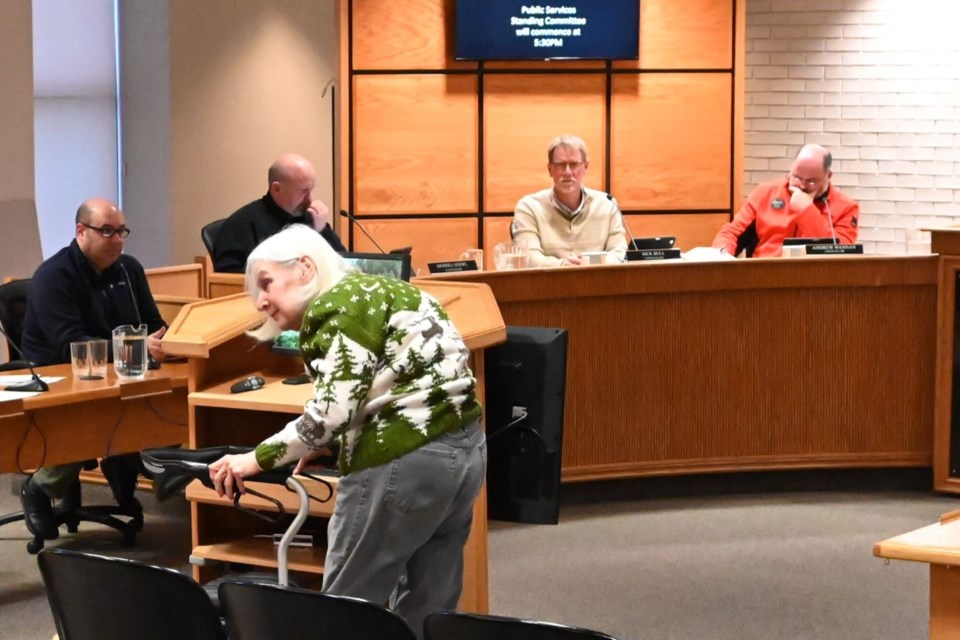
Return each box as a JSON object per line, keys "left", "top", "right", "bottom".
{"left": 100, "top": 454, "right": 141, "bottom": 511}
{"left": 20, "top": 478, "right": 59, "bottom": 541}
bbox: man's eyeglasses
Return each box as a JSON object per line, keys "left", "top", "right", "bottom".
{"left": 82, "top": 223, "right": 131, "bottom": 238}
{"left": 550, "top": 161, "right": 585, "bottom": 171}
{"left": 790, "top": 174, "right": 821, "bottom": 188}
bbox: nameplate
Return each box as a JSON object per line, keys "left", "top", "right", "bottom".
{"left": 625, "top": 249, "right": 682, "bottom": 262}
{"left": 805, "top": 244, "right": 864, "bottom": 256}
{"left": 427, "top": 260, "right": 478, "bottom": 274}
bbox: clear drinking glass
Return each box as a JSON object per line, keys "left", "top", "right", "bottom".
{"left": 70, "top": 341, "right": 91, "bottom": 379}
{"left": 494, "top": 241, "right": 530, "bottom": 270}
{"left": 88, "top": 339, "right": 108, "bottom": 379}
{"left": 112, "top": 324, "right": 148, "bottom": 380}
{"left": 459, "top": 248, "right": 484, "bottom": 271}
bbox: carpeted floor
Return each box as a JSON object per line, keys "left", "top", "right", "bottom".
{"left": 1, "top": 469, "right": 955, "bottom": 640}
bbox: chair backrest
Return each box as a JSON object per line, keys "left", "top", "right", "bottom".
{"left": 219, "top": 580, "right": 417, "bottom": 640}
{"left": 0, "top": 278, "right": 30, "bottom": 353}
{"left": 201, "top": 218, "right": 227, "bottom": 257}
{"left": 38, "top": 548, "right": 226, "bottom": 640}
{"left": 424, "top": 610, "right": 619, "bottom": 640}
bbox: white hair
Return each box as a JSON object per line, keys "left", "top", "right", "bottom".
{"left": 547, "top": 134, "right": 588, "bottom": 163}
{"left": 245, "top": 224, "right": 353, "bottom": 341}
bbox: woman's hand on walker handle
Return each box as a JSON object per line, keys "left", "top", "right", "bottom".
{"left": 209, "top": 451, "right": 261, "bottom": 497}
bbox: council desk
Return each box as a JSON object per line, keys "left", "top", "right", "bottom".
{"left": 426, "top": 255, "right": 938, "bottom": 482}
{"left": 0, "top": 363, "right": 189, "bottom": 473}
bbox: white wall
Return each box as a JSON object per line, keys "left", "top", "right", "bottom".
{"left": 117, "top": 0, "right": 339, "bottom": 265}
{"left": 32, "top": 0, "right": 119, "bottom": 256}
{"left": 34, "top": 97, "right": 119, "bottom": 253}
{"left": 744, "top": 0, "right": 960, "bottom": 254}
{"left": 118, "top": 0, "right": 172, "bottom": 267}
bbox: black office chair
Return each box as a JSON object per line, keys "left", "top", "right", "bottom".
{"left": 0, "top": 278, "right": 143, "bottom": 553}
{"left": 38, "top": 548, "right": 227, "bottom": 640}
{"left": 219, "top": 581, "right": 417, "bottom": 640}
{"left": 201, "top": 218, "right": 227, "bottom": 258}
{"left": 0, "top": 278, "right": 30, "bottom": 370}
{"left": 424, "top": 610, "right": 620, "bottom": 640}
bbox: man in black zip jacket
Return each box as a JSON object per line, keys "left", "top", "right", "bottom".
{"left": 19, "top": 198, "right": 167, "bottom": 540}
{"left": 212, "top": 153, "right": 346, "bottom": 273}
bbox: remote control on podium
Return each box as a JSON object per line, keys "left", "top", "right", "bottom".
{"left": 230, "top": 376, "right": 265, "bottom": 394}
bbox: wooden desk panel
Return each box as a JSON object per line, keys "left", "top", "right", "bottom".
{"left": 207, "top": 272, "right": 244, "bottom": 299}
{"left": 145, "top": 263, "right": 204, "bottom": 298}
{"left": 875, "top": 516, "right": 960, "bottom": 640}
{"left": 0, "top": 363, "right": 189, "bottom": 473}
{"left": 430, "top": 256, "right": 939, "bottom": 481}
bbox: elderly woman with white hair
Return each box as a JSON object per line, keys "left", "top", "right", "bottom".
{"left": 208, "top": 224, "right": 485, "bottom": 636}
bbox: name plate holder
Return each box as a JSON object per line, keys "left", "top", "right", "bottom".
{"left": 427, "top": 260, "right": 478, "bottom": 274}
{"left": 805, "top": 244, "right": 864, "bottom": 256}
{"left": 625, "top": 248, "right": 682, "bottom": 262}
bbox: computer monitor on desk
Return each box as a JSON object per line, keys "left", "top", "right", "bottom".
{"left": 631, "top": 236, "right": 676, "bottom": 250}
{"left": 339, "top": 252, "right": 412, "bottom": 281}
{"left": 783, "top": 237, "right": 837, "bottom": 246}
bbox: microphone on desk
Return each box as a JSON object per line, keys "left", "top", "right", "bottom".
{"left": 607, "top": 193, "right": 637, "bottom": 257}
{"left": 823, "top": 200, "right": 838, "bottom": 244}
{"left": 0, "top": 326, "right": 49, "bottom": 392}
{"left": 339, "top": 210, "right": 387, "bottom": 254}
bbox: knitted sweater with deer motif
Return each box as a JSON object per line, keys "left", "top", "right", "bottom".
{"left": 254, "top": 272, "right": 482, "bottom": 475}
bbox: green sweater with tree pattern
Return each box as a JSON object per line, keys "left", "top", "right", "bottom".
{"left": 254, "top": 273, "right": 482, "bottom": 475}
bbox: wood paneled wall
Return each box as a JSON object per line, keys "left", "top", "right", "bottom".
{"left": 340, "top": 0, "right": 745, "bottom": 274}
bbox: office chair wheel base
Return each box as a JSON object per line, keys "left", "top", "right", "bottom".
{"left": 27, "top": 538, "right": 44, "bottom": 554}
{"left": 121, "top": 531, "right": 136, "bottom": 547}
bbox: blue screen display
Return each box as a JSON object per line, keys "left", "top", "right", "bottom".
{"left": 455, "top": 1, "right": 640, "bottom": 61}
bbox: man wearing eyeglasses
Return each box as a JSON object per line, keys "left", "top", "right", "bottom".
{"left": 212, "top": 153, "right": 346, "bottom": 273}
{"left": 512, "top": 134, "right": 628, "bottom": 267}
{"left": 18, "top": 198, "right": 167, "bottom": 541}
{"left": 712, "top": 144, "right": 860, "bottom": 257}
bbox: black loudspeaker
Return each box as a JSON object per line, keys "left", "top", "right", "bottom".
{"left": 483, "top": 326, "right": 568, "bottom": 524}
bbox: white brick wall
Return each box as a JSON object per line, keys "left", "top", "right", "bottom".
{"left": 745, "top": 0, "right": 960, "bottom": 254}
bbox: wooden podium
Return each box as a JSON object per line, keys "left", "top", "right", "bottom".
{"left": 161, "top": 279, "right": 505, "bottom": 611}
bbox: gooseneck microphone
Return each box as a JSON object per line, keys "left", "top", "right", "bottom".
{"left": 339, "top": 210, "right": 386, "bottom": 254}
{"left": 823, "top": 200, "right": 838, "bottom": 244}
{"left": 0, "top": 326, "right": 49, "bottom": 392}
{"left": 607, "top": 193, "right": 637, "bottom": 256}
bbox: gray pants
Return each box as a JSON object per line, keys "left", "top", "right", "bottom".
{"left": 31, "top": 453, "right": 142, "bottom": 505}
{"left": 322, "top": 420, "right": 486, "bottom": 639}
{"left": 31, "top": 462, "right": 86, "bottom": 498}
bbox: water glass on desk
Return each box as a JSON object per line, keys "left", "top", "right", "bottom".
{"left": 112, "top": 324, "right": 148, "bottom": 380}
{"left": 459, "top": 248, "right": 484, "bottom": 271}
{"left": 70, "top": 339, "right": 108, "bottom": 380}
{"left": 494, "top": 241, "right": 530, "bottom": 270}
{"left": 88, "top": 339, "right": 108, "bottom": 379}
{"left": 70, "top": 341, "right": 90, "bottom": 379}
{"left": 580, "top": 251, "right": 607, "bottom": 265}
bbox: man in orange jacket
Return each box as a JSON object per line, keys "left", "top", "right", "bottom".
{"left": 713, "top": 144, "right": 859, "bottom": 257}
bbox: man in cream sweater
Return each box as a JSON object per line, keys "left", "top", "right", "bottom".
{"left": 512, "top": 135, "right": 628, "bottom": 267}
